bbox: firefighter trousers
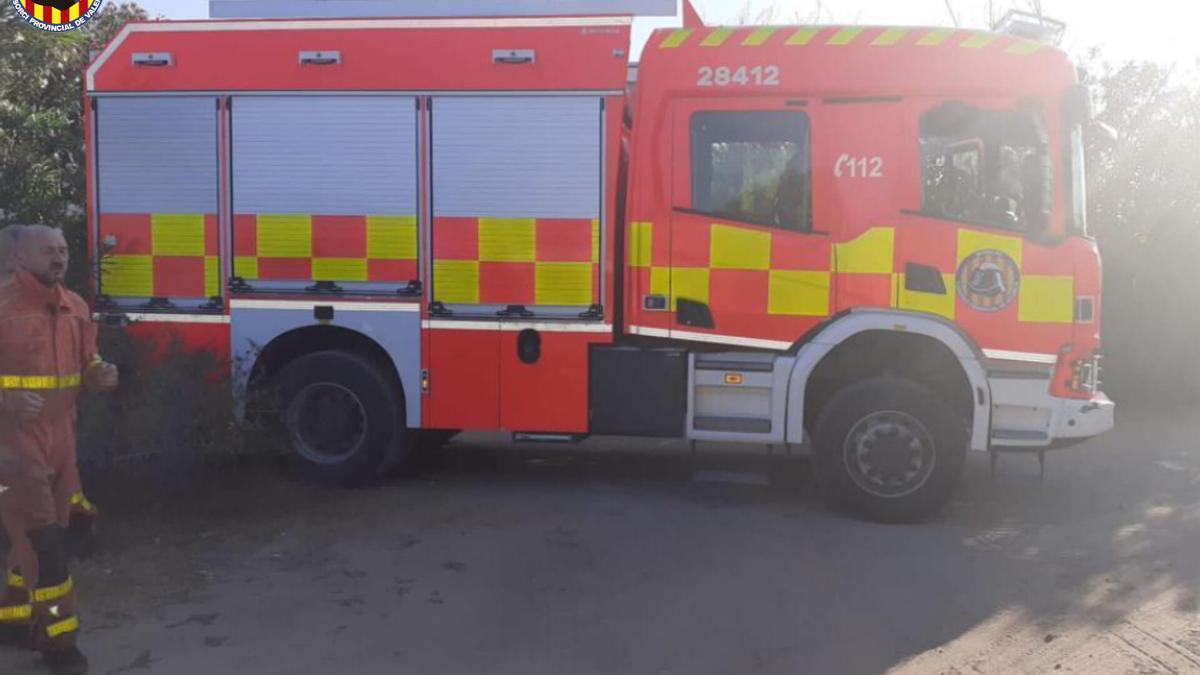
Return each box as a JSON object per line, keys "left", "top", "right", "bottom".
{"left": 0, "top": 414, "right": 83, "bottom": 651}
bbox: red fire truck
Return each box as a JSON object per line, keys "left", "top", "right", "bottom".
{"left": 84, "top": 5, "right": 1114, "bottom": 521}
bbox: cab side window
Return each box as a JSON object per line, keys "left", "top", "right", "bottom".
{"left": 690, "top": 111, "right": 812, "bottom": 232}
{"left": 920, "top": 102, "right": 1051, "bottom": 231}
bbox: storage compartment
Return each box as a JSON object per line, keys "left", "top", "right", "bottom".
{"left": 95, "top": 96, "right": 220, "bottom": 308}
{"left": 230, "top": 95, "right": 419, "bottom": 292}
{"left": 589, "top": 346, "right": 686, "bottom": 437}
{"left": 430, "top": 96, "right": 604, "bottom": 315}
{"left": 427, "top": 327, "right": 500, "bottom": 430}
{"left": 501, "top": 329, "right": 601, "bottom": 433}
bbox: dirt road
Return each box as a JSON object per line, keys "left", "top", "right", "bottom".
{"left": 2, "top": 406, "right": 1198, "bottom": 675}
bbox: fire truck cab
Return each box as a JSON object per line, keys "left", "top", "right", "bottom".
{"left": 85, "top": 7, "right": 1114, "bottom": 521}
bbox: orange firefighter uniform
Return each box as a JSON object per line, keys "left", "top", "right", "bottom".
{"left": 0, "top": 270, "right": 103, "bottom": 652}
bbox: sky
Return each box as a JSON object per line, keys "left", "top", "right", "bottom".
{"left": 129, "top": 0, "right": 1198, "bottom": 67}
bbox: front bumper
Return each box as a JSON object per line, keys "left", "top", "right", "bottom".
{"left": 1049, "top": 392, "right": 1115, "bottom": 440}
{"left": 988, "top": 372, "right": 1115, "bottom": 448}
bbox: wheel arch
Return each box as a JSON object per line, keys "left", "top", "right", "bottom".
{"left": 241, "top": 324, "right": 407, "bottom": 417}
{"left": 785, "top": 309, "right": 991, "bottom": 450}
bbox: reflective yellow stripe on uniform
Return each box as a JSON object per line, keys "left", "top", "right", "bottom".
{"left": 0, "top": 604, "right": 32, "bottom": 622}
{"left": 0, "top": 373, "right": 82, "bottom": 390}
{"left": 7, "top": 572, "right": 24, "bottom": 589}
{"left": 45, "top": 615, "right": 79, "bottom": 638}
{"left": 32, "top": 577, "right": 73, "bottom": 603}
{"left": 71, "top": 492, "right": 98, "bottom": 514}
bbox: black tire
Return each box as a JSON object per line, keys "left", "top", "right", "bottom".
{"left": 813, "top": 377, "right": 967, "bottom": 523}
{"left": 273, "top": 350, "right": 408, "bottom": 487}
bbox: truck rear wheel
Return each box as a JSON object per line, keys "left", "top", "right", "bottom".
{"left": 813, "top": 377, "right": 966, "bottom": 523}
{"left": 275, "top": 350, "right": 408, "bottom": 486}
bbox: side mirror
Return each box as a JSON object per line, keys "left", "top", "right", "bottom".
{"left": 1022, "top": 153, "right": 1054, "bottom": 232}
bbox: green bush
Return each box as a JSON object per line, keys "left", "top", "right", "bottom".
{"left": 76, "top": 325, "right": 280, "bottom": 509}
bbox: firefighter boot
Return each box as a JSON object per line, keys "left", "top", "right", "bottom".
{"left": 43, "top": 646, "right": 88, "bottom": 675}
{"left": 0, "top": 570, "right": 32, "bottom": 648}
{"left": 29, "top": 527, "right": 86, "bottom": 674}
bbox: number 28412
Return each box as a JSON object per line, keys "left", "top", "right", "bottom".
{"left": 697, "top": 65, "right": 781, "bottom": 87}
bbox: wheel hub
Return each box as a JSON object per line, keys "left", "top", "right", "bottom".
{"left": 844, "top": 411, "right": 936, "bottom": 498}
{"left": 286, "top": 382, "right": 368, "bottom": 465}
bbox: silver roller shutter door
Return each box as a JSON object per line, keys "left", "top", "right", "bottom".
{"left": 432, "top": 96, "right": 601, "bottom": 219}
{"left": 430, "top": 96, "right": 604, "bottom": 314}
{"left": 232, "top": 96, "right": 417, "bottom": 216}
{"left": 95, "top": 97, "right": 219, "bottom": 307}
{"left": 97, "top": 97, "right": 218, "bottom": 215}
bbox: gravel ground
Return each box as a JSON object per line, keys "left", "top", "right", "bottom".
{"left": 2, "top": 404, "right": 1198, "bottom": 675}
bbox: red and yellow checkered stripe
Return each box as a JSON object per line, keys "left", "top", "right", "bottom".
{"left": 101, "top": 214, "right": 219, "bottom": 299}
{"left": 631, "top": 221, "right": 1075, "bottom": 325}
{"left": 23, "top": 0, "right": 91, "bottom": 24}
{"left": 233, "top": 214, "right": 418, "bottom": 283}
{"left": 433, "top": 217, "right": 600, "bottom": 307}
{"left": 658, "top": 25, "right": 1045, "bottom": 56}
{"left": 850, "top": 225, "right": 1075, "bottom": 324}
{"left": 631, "top": 221, "right": 832, "bottom": 317}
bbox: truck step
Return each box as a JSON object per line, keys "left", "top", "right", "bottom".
{"left": 693, "top": 416, "right": 772, "bottom": 433}
{"left": 512, "top": 433, "right": 583, "bottom": 443}
{"left": 687, "top": 352, "right": 794, "bottom": 444}
{"left": 991, "top": 429, "right": 1050, "bottom": 441}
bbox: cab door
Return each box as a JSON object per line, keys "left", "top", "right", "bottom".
{"left": 667, "top": 99, "right": 831, "bottom": 349}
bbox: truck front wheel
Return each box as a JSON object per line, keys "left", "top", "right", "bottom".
{"left": 275, "top": 350, "right": 408, "bottom": 486}
{"left": 813, "top": 378, "right": 967, "bottom": 523}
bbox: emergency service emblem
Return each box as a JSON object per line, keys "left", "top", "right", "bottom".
{"left": 956, "top": 249, "right": 1020, "bottom": 312}
{"left": 11, "top": 0, "right": 103, "bottom": 33}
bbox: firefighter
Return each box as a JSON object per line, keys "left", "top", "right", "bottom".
{"left": 0, "top": 225, "right": 118, "bottom": 675}
{"left": 1, "top": 226, "right": 101, "bottom": 556}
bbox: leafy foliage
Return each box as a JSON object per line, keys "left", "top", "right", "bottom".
{"left": 0, "top": 2, "right": 147, "bottom": 289}
{"left": 1083, "top": 58, "right": 1200, "bottom": 402}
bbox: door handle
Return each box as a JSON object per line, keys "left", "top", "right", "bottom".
{"left": 643, "top": 294, "right": 668, "bottom": 311}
